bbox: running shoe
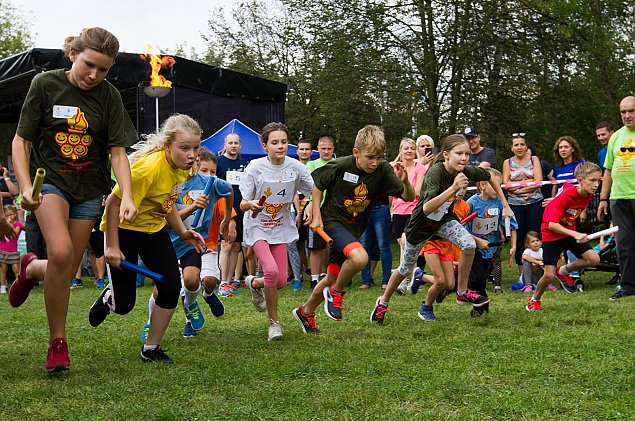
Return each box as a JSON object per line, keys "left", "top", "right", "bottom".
{"left": 140, "top": 345, "right": 173, "bottom": 364}
{"left": 323, "top": 285, "right": 344, "bottom": 321}
{"left": 182, "top": 321, "right": 198, "bottom": 338}
{"left": 89, "top": 287, "right": 111, "bottom": 327}
{"left": 95, "top": 278, "right": 105, "bottom": 289}
{"left": 436, "top": 289, "right": 450, "bottom": 304}
{"left": 246, "top": 275, "right": 267, "bottom": 312}
{"left": 268, "top": 320, "right": 283, "bottom": 341}
{"left": 418, "top": 303, "right": 436, "bottom": 321}
{"left": 493, "top": 285, "right": 504, "bottom": 294}
{"left": 547, "top": 283, "right": 558, "bottom": 292}
{"left": 218, "top": 283, "right": 233, "bottom": 297}
{"left": 183, "top": 300, "right": 205, "bottom": 331}
{"left": 45, "top": 337, "right": 71, "bottom": 372}
{"left": 521, "top": 285, "right": 533, "bottom": 293}
{"left": 203, "top": 292, "right": 225, "bottom": 317}
{"left": 70, "top": 278, "right": 83, "bottom": 289}
{"left": 410, "top": 268, "right": 424, "bottom": 294}
{"left": 525, "top": 297, "right": 542, "bottom": 312}
{"left": 395, "top": 280, "right": 408, "bottom": 295}
{"left": 609, "top": 290, "right": 635, "bottom": 300}
{"left": 292, "top": 306, "right": 319, "bottom": 334}
{"left": 292, "top": 279, "right": 302, "bottom": 291}
{"left": 9, "top": 252, "right": 37, "bottom": 307}
{"left": 456, "top": 289, "right": 490, "bottom": 307}
{"left": 556, "top": 266, "right": 577, "bottom": 294}
{"left": 229, "top": 280, "right": 243, "bottom": 293}
{"left": 370, "top": 297, "right": 388, "bottom": 325}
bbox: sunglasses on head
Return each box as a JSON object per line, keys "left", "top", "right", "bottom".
{"left": 512, "top": 132, "right": 526, "bottom": 138}
{"left": 620, "top": 147, "right": 635, "bottom": 153}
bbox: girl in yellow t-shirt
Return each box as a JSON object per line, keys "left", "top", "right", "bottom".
{"left": 89, "top": 114, "right": 205, "bottom": 365}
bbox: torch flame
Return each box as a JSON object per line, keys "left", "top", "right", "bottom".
{"left": 139, "top": 48, "right": 176, "bottom": 88}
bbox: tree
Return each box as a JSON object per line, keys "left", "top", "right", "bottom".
{"left": 0, "top": 0, "right": 33, "bottom": 59}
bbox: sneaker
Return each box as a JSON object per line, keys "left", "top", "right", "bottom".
{"left": 95, "top": 278, "right": 105, "bottom": 289}
{"left": 436, "top": 289, "right": 450, "bottom": 304}
{"left": 8, "top": 252, "right": 38, "bottom": 307}
{"left": 218, "top": 283, "right": 233, "bottom": 297}
{"left": 45, "top": 337, "right": 71, "bottom": 372}
{"left": 575, "top": 280, "right": 585, "bottom": 292}
{"left": 203, "top": 292, "right": 225, "bottom": 317}
{"left": 370, "top": 297, "right": 388, "bottom": 325}
{"left": 183, "top": 300, "right": 205, "bottom": 331}
{"left": 418, "top": 303, "right": 436, "bottom": 321}
{"left": 410, "top": 268, "right": 423, "bottom": 294}
{"left": 494, "top": 285, "right": 504, "bottom": 294}
{"left": 521, "top": 285, "right": 533, "bottom": 293}
{"left": 547, "top": 283, "right": 558, "bottom": 292}
{"left": 229, "top": 280, "right": 243, "bottom": 293}
{"left": 323, "top": 285, "right": 344, "bottom": 321}
{"left": 292, "top": 279, "right": 302, "bottom": 291}
{"left": 0, "top": 285, "right": 5, "bottom": 294}
{"left": 292, "top": 306, "right": 319, "bottom": 334}
{"left": 456, "top": 289, "right": 490, "bottom": 307}
{"left": 525, "top": 297, "right": 542, "bottom": 312}
{"left": 140, "top": 345, "right": 173, "bottom": 364}
{"left": 556, "top": 267, "right": 577, "bottom": 294}
{"left": 183, "top": 321, "right": 198, "bottom": 338}
{"left": 310, "top": 280, "right": 318, "bottom": 290}
{"left": 268, "top": 320, "right": 283, "bottom": 341}
{"left": 470, "top": 303, "right": 489, "bottom": 317}
{"left": 140, "top": 322, "right": 150, "bottom": 343}
{"left": 89, "top": 287, "right": 111, "bottom": 327}
{"left": 245, "top": 275, "right": 267, "bottom": 312}
{"left": 609, "top": 290, "right": 635, "bottom": 300}
{"left": 396, "top": 280, "right": 408, "bottom": 295}
{"left": 70, "top": 278, "right": 83, "bottom": 289}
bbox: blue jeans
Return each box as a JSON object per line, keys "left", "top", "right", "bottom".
{"left": 360, "top": 204, "right": 392, "bottom": 285}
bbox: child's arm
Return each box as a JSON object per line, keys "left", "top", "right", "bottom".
{"left": 509, "top": 229, "right": 517, "bottom": 268}
{"left": 220, "top": 189, "right": 234, "bottom": 239}
{"left": 309, "top": 186, "right": 324, "bottom": 231}
{"left": 110, "top": 146, "right": 138, "bottom": 223}
{"left": 179, "top": 194, "right": 209, "bottom": 220}
{"left": 103, "top": 193, "right": 125, "bottom": 267}
{"left": 548, "top": 222, "right": 589, "bottom": 243}
{"left": 166, "top": 207, "right": 206, "bottom": 252}
{"left": 488, "top": 177, "right": 514, "bottom": 220}
{"left": 394, "top": 162, "right": 416, "bottom": 202}
{"left": 522, "top": 252, "right": 543, "bottom": 265}
{"left": 422, "top": 173, "right": 468, "bottom": 215}
{"left": 473, "top": 235, "right": 489, "bottom": 250}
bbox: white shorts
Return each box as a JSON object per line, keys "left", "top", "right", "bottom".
{"left": 201, "top": 250, "right": 220, "bottom": 280}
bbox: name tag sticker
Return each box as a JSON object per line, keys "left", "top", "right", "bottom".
{"left": 343, "top": 172, "right": 359, "bottom": 183}
{"left": 52, "top": 105, "right": 78, "bottom": 119}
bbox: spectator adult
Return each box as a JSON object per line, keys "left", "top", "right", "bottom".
{"left": 595, "top": 121, "right": 613, "bottom": 172}
{"left": 463, "top": 127, "right": 496, "bottom": 199}
{"left": 0, "top": 164, "right": 18, "bottom": 206}
{"left": 415, "top": 135, "right": 435, "bottom": 170}
{"left": 598, "top": 95, "right": 635, "bottom": 300}
{"left": 292, "top": 138, "right": 313, "bottom": 285}
{"left": 502, "top": 133, "right": 543, "bottom": 271}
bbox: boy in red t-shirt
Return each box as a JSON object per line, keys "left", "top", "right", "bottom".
{"left": 526, "top": 161, "right": 602, "bottom": 312}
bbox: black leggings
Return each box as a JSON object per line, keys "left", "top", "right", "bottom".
{"left": 108, "top": 227, "right": 181, "bottom": 313}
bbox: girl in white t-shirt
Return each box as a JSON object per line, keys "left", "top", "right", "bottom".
{"left": 240, "top": 123, "right": 314, "bottom": 341}
{"left": 521, "top": 231, "right": 544, "bottom": 292}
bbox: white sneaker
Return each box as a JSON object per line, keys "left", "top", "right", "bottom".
{"left": 0, "top": 285, "right": 6, "bottom": 294}
{"left": 246, "top": 275, "right": 267, "bottom": 312}
{"left": 396, "top": 280, "right": 408, "bottom": 295}
{"left": 268, "top": 320, "right": 283, "bottom": 341}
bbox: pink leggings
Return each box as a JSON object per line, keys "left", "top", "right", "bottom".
{"left": 252, "top": 240, "right": 288, "bottom": 288}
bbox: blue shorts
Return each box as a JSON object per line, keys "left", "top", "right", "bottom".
{"left": 41, "top": 183, "right": 104, "bottom": 220}
{"left": 326, "top": 224, "right": 364, "bottom": 271}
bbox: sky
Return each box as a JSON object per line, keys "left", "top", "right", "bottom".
{"left": 11, "top": 0, "right": 239, "bottom": 55}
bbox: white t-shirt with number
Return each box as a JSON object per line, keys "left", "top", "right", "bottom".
{"left": 240, "top": 156, "right": 314, "bottom": 246}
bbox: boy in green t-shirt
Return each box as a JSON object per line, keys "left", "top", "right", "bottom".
{"left": 292, "top": 125, "right": 415, "bottom": 333}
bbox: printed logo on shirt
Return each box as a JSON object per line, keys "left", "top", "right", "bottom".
{"left": 617, "top": 138, "right": 635, "bottom": 166}
{"left": 343, "top": 182, "right": 370, "bottom": 217}
{"left": 54, "top": 108, "right": 94, "bottom": 173}
{"left": 560, "top": 208, "right": 581, "bottom": 226}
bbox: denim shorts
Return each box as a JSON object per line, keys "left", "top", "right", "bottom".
{"left": 41, "top": 183, "right": 104, "bottom": 220}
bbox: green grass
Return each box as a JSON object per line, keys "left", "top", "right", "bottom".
{"left": 0, "top": 258, "right": 634, "bottom": 420}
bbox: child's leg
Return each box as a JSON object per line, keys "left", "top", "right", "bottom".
{"left": 533, "top": 265, "right": 556, "bottom": 302}
{"left": 436, "top": 220, "right": 476, "bottom": 294}
{"left": 380, "top": 238, "right": 423, "bottom": 303}
{"left": 180, "top": 250, "right": 202, "bottom": 306}
{"left": 467, "top": 253, "right": 490, "bottom": 296}
{"left": 252, "top": 241, "right": 288, "bottom": 322}
{"left": 521, "top": 261, "right": 534, "bottom": 286}
{"left": 0, "top": 262, "right": 7, "bottom": 286}
{"left": 491, "top": 248, "right": 502, "bottom": 287}
{"left": 565, "top": 249, "right": 600, "bottom": 273}
{"left": 287, "top": 239, "right": 302, "bottom": 281}
{"left": 423, "top": 253, "right": 446, "bottom": 306}
{"left": 201, "top": 250, "right": 220, "bottom": 294}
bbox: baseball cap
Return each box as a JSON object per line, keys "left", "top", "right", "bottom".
{"left": 463, "top": 127, "right": 478, "bottom": 137}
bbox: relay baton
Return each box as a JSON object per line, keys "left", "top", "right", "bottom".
{"left": 251, "top": 195, "right": 267, "bottom": 218}
{"left": 191, "top": 177, "right": 214, "bottom": 228}
{"left": 31, "top": 168, "right": 46, "bottom": 201}
{"left": 119, "top": 260, "right": 164, "bottom": 282}
{"left": 488, "top": 242, "right": 502, "bottom": 248}
{"left": 460, "top": 212, "right": 477, "bottom": 225}
{"left": 579, "top": 226, "right": 619, "bottom": 243}
{"left": 313, "top": 226, "right": 334, "bottom": 245}
{"left": 505, "top": 217, "right": 511, "bottom": 237}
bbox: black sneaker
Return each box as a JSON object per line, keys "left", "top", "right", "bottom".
{"left": 456, "top": 289, "right": 490, "bottom": 307}
{"left": 470, "top": 302, "right": 489, "bottom": 317}
{"left": 292, "top": 306, "right": 319, "bottom": 334}
{"left": 436, "top": 289, "right": 450, "bottom": 304}
{"left": 310, "top": 280, "right": 318, "bottom": 290}
{"left": 203, "top": 292, "right": 225, "bottom": 317}
{"left": 323, "top": 286, "right": 344, "bottom": 321}
{"left": 89, "top": 288, "right": 111, "bottom": 327}
{"left": 609, "top": 289, "right": 635, "bottom": 300}
{"left": 140, "top": 345, "right": 173, "bottom": 364}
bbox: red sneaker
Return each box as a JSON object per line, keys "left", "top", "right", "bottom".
{"left": 8, "top": 253, "right": 38, "bottom": 307}
{"left": 525, "top": 297, "right": 542, "bottom": 312}
{"left": 46, "top": 337, "right": 71, "bottom": 372}
{"left": 555, "top": 266, "right": 577, "bottom": 294}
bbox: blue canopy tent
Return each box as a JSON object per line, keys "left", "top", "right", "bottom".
{"left": 200, "top": 119, "right": 318, "bottom": 161}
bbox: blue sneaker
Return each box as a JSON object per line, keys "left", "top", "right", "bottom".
{"left": 410, "top": 268, "right": 424, "bottom": 294}
{"left": 183, "top": 301, "right": 205, "bottom": 331}
{"left": 418, "top": 303, "right": 436, "bottom": 321}
{"left": 203, "top": 292, "right": 224, "bottom": 317}
{"left": 95, "top": 278, "right": 105, "bottom": 289}
{"left": 70, "top": 278, "right": 83, "bottom": 289}
{"left": 230, "top": 280, "right": 243, "bottom": 294}
{"left": 292, "top": 279, "right": 302, "bottom": 291}
{"left": 140, "top": 322, "right": 150, "bottom": 343}
{"left": 183, "top": 321, "right": 197, "bottom": 338}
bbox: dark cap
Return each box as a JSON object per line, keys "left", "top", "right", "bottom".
{"left": 463, "top": 127, "right": 478, "bottom": 137}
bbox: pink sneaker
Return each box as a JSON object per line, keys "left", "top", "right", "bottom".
{"left": 45, "top": 337, "right": 71, "bottom": 372}
{"left": 521, "top": 285, "right": 534, "bottom": 293}
{"left": 9, "top": 253, "right": 38, "bottom": 307}
{"left": 547, "top": 283, "right": 558, "bottom": 292}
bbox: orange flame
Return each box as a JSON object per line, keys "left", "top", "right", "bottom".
{"left": 139, "top": 51, "right": 176, "bottom": 87}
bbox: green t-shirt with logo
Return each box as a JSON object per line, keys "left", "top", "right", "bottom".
{"left": 604, "top": 125, "right": 635, "bottom": 200}
{"left": 17, "top": 69, "right": 127, "bottom": 203}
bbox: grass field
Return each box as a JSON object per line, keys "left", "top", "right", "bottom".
{"left": 0, "top": 260, "right": 633, "bottom": 420}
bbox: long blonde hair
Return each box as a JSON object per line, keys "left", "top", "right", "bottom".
{"left": 129, "top": 114, "right": 202, "bottom": 165}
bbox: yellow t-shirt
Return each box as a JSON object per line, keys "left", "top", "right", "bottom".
{"left": 101, "top": 150, "right": 189, "bottom": 233}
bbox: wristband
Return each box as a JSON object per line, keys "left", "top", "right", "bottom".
{"left": 599, "top": 198, "right": 609, "bottom": 202}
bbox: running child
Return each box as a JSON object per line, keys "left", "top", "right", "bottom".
{"left": 371, "top": 134, "right": 513, "bottom": 324}
{"left": 88, "top": 114, "right": 206, "bottom": 364}
{"left": 140, "top": 148, "right": 233, "bottom": 341}
{"left": 0, "top": 205, "right": 23, "bottom": 294}
{"left": 466, "top": 168, "right": 518, "bottom": 317}
{"left": 521, "top": 231, "right": 544, "bottom": 292}
{"left": 293, "top": 125, "right": 414, "bottom": 333}
{"left": 241, "top": 122, "right": 314, "bottom": 341}
{"left": 526, "top": 161, "right": 602, "bottom": 312}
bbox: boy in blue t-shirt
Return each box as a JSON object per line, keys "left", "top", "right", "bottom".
{"left": 466, "top": 168, "right": 518, "bottom": 316}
